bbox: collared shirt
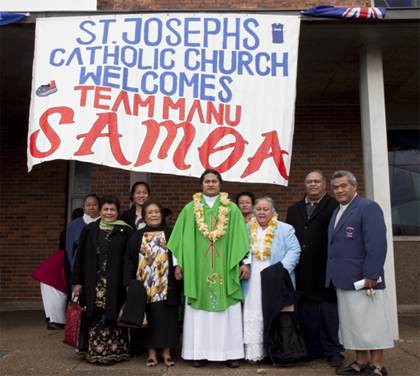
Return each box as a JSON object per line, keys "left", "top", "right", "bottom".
{"left": 334, "top": 193, "right": 358, "bottom": 228}
{"left": 203, "top": 194, "right": 218, "bottom": 208}
{"left": 305, "top": 192, "right": 326, "bottom": 219}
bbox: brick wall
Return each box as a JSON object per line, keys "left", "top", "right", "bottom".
{"left": 90, "top": 165, "right": 132, "bottom": 210}
{"left": 98, "top": 0, "right": 370, "bottom": 11}
{"left": 0, "top": 119, "right": 68, "bottom": 302}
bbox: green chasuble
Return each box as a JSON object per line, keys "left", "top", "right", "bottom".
{"left": 167, "top": 193, "right": 249, "bottom": 312}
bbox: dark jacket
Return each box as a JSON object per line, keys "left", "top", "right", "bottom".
{"left": 286, "top": 193, "right": 339, "bottom": 301}
{"left": 120, "top": 206, "right": 137, "bottom": 230}
{"left": 261, "top": 262, "right": 310, "bottom": 366}
{"left": 123, "top": 224, "right": 181, "bottom": 307}
{"left": 70, "top": 221, "right": 134, "bottom": 320}
{"left": 326, "top": 194, "right": 387, "bottom": 290}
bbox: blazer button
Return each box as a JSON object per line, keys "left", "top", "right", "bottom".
{"left": 302, "top": 245, "right": 306, "bottom": 248}
{"left": 304, "top": 226, "right": 307, "bottom": 229}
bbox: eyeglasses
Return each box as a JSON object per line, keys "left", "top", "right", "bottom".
{"left": 239, "top": 201, "right": 252, "bottom": 205}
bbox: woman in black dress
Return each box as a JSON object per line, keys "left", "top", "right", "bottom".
{"left": 124, "top": 198, "right": 180, "bottom": 367}
{"left": 120, "top": 181, "right": 150, "bottom": 230}
{"left": 71, "top": 195, "right": 133, "bottom": 365}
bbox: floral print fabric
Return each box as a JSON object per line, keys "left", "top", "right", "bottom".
{"left": 136, "top": 231, "right": 169, "bottom": 303}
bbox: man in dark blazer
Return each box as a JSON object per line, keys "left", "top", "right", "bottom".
{"left": 286, "top": 170, "right": 344, "bottom": 367}
{"left": 327, "top": 171, "right": 393, "bottom": 376}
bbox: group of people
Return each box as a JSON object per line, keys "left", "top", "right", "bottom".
{"left": 33, "top": 168, "right": 393, "bottom": 376}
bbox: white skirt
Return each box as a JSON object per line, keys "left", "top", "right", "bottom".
{"left": 40, "top": 282, "right": 67, "bottom": 324}
{"left": 336, "top": 288, "right": 394, "bottom": 350}
{"left": 243, "top": 257, "right": 270, "bottom": 361}
{"left": 181, "top": 298, "right": 244, "bottom": 361}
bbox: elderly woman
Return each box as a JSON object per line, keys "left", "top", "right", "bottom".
{"left": 64, "top": 194, "right": 100, "bottom": 301}
{"left": 65, "top": 194, "right": 100, "bottom": 268}
{"left": 236, "top": 192, "right": 255, "bottom": 223}
{"left": 121, "top": 181, "right": 150, "bottom": 230}
{"left": 241, "top": 197, "right": 301, "bottom": 363}
{"left": 123, "top": 198, "right": 180, "bottom": 367}
{"left": 71, "top": 195, "right": 133, "bottom": 366}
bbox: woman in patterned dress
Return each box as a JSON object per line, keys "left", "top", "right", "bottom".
{"left": 124, "top": 198, "right": 180, "bottom": 367}
{"left": 71, "top": 195, "right": 133, "bottom": 366}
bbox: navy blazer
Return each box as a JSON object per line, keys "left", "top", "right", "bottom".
{"left": 325, "top": 194, "right": 387, "bottom": 290}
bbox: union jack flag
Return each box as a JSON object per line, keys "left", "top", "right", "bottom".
{"left": 0, "top": 12, "right": 29, "bottom": 26}
{"left": 302, "top": 5, "right": 386, "bottom": 19}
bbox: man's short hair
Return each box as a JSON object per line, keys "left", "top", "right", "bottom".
{"left": 331, "top": 170, "right": 357, "bottom": 186}
{"left": 199, "top": 169, "right": 223, "bottom": 186}
{"left": 304, "top": 169, "right": 326, "bottom": 183}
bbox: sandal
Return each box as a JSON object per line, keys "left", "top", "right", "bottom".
{"left": 336, "top": 361, "right": 369, "bottom": 375}
{"left": 161, "top": 357, "right": 175, "bottom": 367}
{"left": 147, "top": 358, "right": 158, "bottom": 367}
{"left": 364, "top": 365, "right": 388, "bottom": 376}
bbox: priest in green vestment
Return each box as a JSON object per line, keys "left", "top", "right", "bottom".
{"left": 167, "top": 169, "right": 250, "bottom": 368}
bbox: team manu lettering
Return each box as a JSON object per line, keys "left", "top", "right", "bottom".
{"left": 29, "top": 87, "right": 289, "bottom": 180}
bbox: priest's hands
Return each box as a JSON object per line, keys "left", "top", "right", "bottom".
{"left": 239, "top": 264, "right": 250, "bottom": 280}
{"left": 175, "top": 265, "right": 183, "bottom": 280}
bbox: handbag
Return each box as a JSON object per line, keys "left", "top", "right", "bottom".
{"left": 116, "top": 303, "right": 143, "bottom": 328}
{"left": 63, "top": 296, "right": 88, "bottom": 350}
{"left": 116, "top": 279, "right": 147, "bottom": 328}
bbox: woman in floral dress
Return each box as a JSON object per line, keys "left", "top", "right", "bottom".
{"left": 71, "top": 195, "right": 133, "bottom": 365}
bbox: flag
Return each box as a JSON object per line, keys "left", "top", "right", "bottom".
{"left": 302, "top": 5, "right": 386, "bottom": 19}
{"left": 0, "top": 12, "right": 29, "bottom": 26}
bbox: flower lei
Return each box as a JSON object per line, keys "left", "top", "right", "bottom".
{"left": 249, "top": 214, "right": 278, "bottom": 260}
{"left": 193, "top": 192, "right": 230, "bottom": 242}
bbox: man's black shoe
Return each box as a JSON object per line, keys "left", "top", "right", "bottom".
{"left": 225, "top": 360, "right": 239, "bottom": 368}
{"left": 193, "top": 359, "right": 208, "bottom": 367}
{"left": 329, "top": 355, "right": 345, "bottom": 367}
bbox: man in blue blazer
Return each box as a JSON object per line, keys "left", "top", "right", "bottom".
{"left": 326, "top": 171, "right": 393, "bottom": 376}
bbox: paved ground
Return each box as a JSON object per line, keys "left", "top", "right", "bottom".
{"left": 0, "top": 310, "right": 419, "bottom": 376}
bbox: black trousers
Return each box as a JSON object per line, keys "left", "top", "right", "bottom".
{"left": 297, "top": 298, "right": 344, "bottom": 359}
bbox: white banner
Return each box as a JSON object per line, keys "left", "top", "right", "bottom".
{"left": 28, "top": 14, "right": 300, "bottom": 185}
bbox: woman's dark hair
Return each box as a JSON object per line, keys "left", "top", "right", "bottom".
{"left": 161, "top": 208, "right": 173, "bottom": 226}
{"left": 99, "top": 195, "right": 120, "bottom": 212}
{"left": 162, "top": 208, "right": 173, "bottom": 218}
{"left": 129, "top": 181, "right": 151, "bottom": 203}
{"left": 141, "top": 198, "right": 163, "bottom": 219}
{"left": 199, "top": 169, "right": 223, "bottom": 186}
{"left": 236, "top": 192, "right": 255, "bottom": 206}
{"left": 83, "top": 193, "right": 100, "bottom": 204}
{"left": 71, "top": 208, "right": 84, "bottom": 220}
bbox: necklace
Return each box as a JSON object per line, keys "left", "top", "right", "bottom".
{"left": 248, "top": 214, "right": 278, "bottom": 260}
{"left": 193, "top": 192, "right": 230, "bottom": 242}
